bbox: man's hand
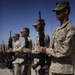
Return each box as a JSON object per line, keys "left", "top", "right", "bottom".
{"left": 23, "top": 48, "right": 30, "bottom": 53}
{"left": 43, "top": 65, "right": 49, "bottom": 70}
{"left": 39, "top": 46, "right": 46, "bottom": 54}
{"left": 0, "top": 50, "right": 2, "bottom": 52}
{"left": 6, "top": 48, "right": 13, "bottom": 52}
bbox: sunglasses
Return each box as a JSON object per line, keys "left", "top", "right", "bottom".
{"left": 13, "top": 36, "right": 16, "bottom": 38}
{"left": 21, "top": 31, "right": 24, "bottom": 33}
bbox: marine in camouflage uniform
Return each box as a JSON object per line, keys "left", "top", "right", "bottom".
{"left": 12, "top": 28, "right": 32, "bottom": 75}
{"left": 32, "top": 19, "right": 50, "bottom": 75}
{"left": 12, "top": 33, "right": 22, "bottom": 75}
{"left": 39, "top": 1, "right": 75, "bottom": 75}
{"left": 20, "top": 27, "right": 32, "bottom": 75}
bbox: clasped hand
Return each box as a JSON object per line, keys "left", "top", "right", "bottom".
{"left": 6, "top": 48, "right": 13, "bottom": 52}
{"left": 38, "top": 46, "right": 46, "bottom": 54}
{"left": 23, "top": 48, "right": 30, "bottom": 53}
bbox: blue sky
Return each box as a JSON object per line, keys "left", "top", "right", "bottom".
{"left": 0, "top": 0, "right": 75, "bottom": 44}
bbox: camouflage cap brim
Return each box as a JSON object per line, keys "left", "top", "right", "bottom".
{"left": 53, "top": 1, "right": 70, "bottom": 12}
{"left": 33, "top": 22, "right": 40, "bottom": 27}
{"left": 53, "top": 6, "right": 65, "bottom": 12}
{"left": 13, "top": 33, "right": 20, "bottom": 38}
{"left": 20, "top": 29, "right": 25, "bottom": 32}
{"left": 33, "top": 19, "right": 45, "bottom": 27}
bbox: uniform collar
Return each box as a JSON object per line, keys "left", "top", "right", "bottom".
{"left": 24, "top": 36, "right": 30, "bottom": 38}
{"left": 57, "top": 21, "right": 70, "bottom": 30}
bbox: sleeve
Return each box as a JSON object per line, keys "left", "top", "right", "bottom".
{"left": 32, "top": 37, "right": 39, "bottom": 53}
{"left": 45, "top": 34, "right": 50, "bottom": 47}
{"left": 46, "top": 27, "right": 75, "bottom": 58}
{"left": 32, "top": 38, "right": 36, "bottom": 53}
{"left": 29, "top": 38, "right": 33, "bottom": 51}
{"left": 46, "top": 29, "right": 56, "bottom": 56}
{"left": 14, "top": 40, "right": 25, "bottom": 52}
{"left": 13, "top": 41, "right": 21, "bottom": 52}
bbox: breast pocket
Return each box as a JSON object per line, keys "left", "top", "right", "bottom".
{"left": 56, "top": 30, "right": 66, "bottom": 43}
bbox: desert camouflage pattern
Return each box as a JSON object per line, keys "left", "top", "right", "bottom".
{"left": 46, "top": 21, "right": 75, "bottom": 74}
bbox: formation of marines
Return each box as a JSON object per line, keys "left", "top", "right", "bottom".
{"left": 0, "top": 1, "right": 75, "bottom": 75}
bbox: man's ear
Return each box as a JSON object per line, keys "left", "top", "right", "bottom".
{"left": 65, "top": 9, "right": 69, "bottom": 15}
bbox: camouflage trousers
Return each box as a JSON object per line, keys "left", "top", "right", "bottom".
{"left": 51, "top": 73, "right": 74, "bottom": 75}
{"left": 32, "top": 59, "right": 49, "bottom": 75}
{"left": 31, "top": 66, "right": 49, "bottom": 75}
{"left": 13, "top": 63, "right": 23, "bottom": 75}
{"left": 13, "top": 63, "right": 31, "bottom": 75}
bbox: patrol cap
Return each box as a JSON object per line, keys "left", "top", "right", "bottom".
{"left": 53, "top": 1, "right": 70, "bottom": 12}
{"left": 33, "top": 19, "right": 45, "bottom": 27}
{"left": 20, "top": 27, "right": 30, "bottom": 33}
{"left": 13, "top": 33, "right": 20, "bottom": 38}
